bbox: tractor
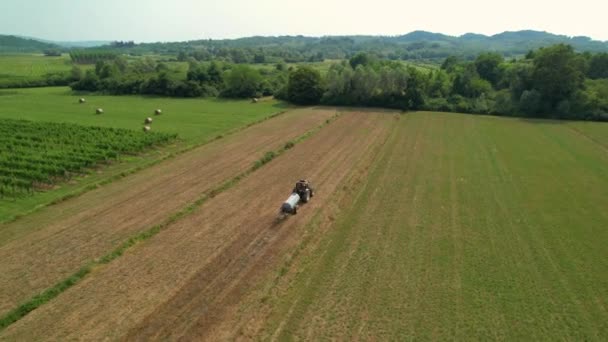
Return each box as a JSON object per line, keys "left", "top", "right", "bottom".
{"left": 280, "top": 179, "right": 314, "bottom": 215}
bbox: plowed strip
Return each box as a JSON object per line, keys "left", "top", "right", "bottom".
{"left": 0, "top": 108, "right": 336, "bottom": 317}
{"left": 1, "top": 111, "right": 395, "bottom": 340}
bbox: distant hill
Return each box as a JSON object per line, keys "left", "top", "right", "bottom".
{"left": 116, "top": 30, "right": 608, "bottom": 62}
{"left": 2, "top": 30, "right": 607, "bottom": 60}
{"left": 53, "top": 41, "right": 112, "bottom": 48}
{"left": 24, "top": 37, "right": 111, "bottom": 48}
{"left": 0, "top": 35, "right": 59, "bottom": 53}
{"left": 0, "top": 35, "right": 110, "bottom": 53}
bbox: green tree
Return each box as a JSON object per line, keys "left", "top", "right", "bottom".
{"left": 475, "top": 52, "right": 504, "bottom": 87}
{"left": 287, "top": 66, "right": 324, "bottom": 105}
{"left": 223, "top": 65, "right": 262, "bottom": 98}
{"left": 452, "top": 63, "right": 491, "bottom": 98}
{"left": 588, "top": 53, "right": 608, "bottom": 79}
{"left": 403, "top": 68, "right": 426, "bottom": 109}
{"left": 427, "top": 70, "right": 451, "bottom": 98}
{"left": 441, "top": 56, "right": 462, "bottom": 72}
{"left": 71, "top": 70, "right": 99, "bottom": 91}
{"left": 253, "top": 54, "right": 266, "bottom": 64}
{"left": 70, "top": 66, "right": 83, "bottom": 81}
{"left": 349, "top": 52, "right": 375, "bottom": 69}
{"left": 532, "top": 44, "right": 586, "bottom": 110}
{"left": 519, "top": 89, "right": 543, "bottom": 115}
{"left": 207, "top": 62, "right": 224, "bottom": 87}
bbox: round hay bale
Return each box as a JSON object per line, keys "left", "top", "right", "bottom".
{"left": 143, "top": 125, "right": 151, "bottom": 132}
{"left": 154, "top": 109, "right": 162, "bottom": 115}
{"left": 96, "top": 108, "right": 104, "bottom": 114}
{"left": 144, "top": 117, "right": 153, "bottom": 124}
{"left": 79, "top": 98, "right": 86, "bottom": 104}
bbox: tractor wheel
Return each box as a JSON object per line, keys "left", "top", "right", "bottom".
{"left": 302, "top": 191, "right": 310, "bottom": 203}
{"left": 310, "top": 189, "right": 314, "bottom": 197}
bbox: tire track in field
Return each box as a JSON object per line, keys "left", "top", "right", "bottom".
{"left": 0, "top": 108, "right": 336, "bottom": 317}
{"left": 1, "top": 112, "right": 395, "bottom": 341}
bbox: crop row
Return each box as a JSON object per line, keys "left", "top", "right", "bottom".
{"left": 0, "top": 118, "right": 176, "bottom": 198}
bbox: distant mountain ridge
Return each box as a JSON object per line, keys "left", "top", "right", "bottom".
{"left": 0, "top": 35, "right": 59, "bottom": 53}
{"left": 0, "top": 35, "right": 110, "bottom": 52}
{"left": 1, "top": 30, "right": 607, "bottom": 58}
{"left": 16, "top": 36, "right": 112, "bottom": 48}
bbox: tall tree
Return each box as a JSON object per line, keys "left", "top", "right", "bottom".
{"left": 532, "top": 44, "right": 586, "bottom": 110}
{"left": 287, "top": 66, "right": 324, "bottom": 105}
{"left": 475, "top": 52, "right": 504, "bottom": 87}
{"left": 223, "top": 65, "right": 262, "bottom": 98}
{"left": 588, "top": 53, "right": 608, "bottom": 79}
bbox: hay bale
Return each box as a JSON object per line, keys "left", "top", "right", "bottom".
{"left": 79, "top": 98, "right": 86, "bottom": 104}
{"left": 251, "top": 98, "right": 259, "bottom": 103}
{"left": 154, "top": 109, "right": 162, "bottom": 115}
{"left": 144, "top": 117, "right": 153, "bottom": 124}
{"left": 96, "top": 108, "right": 104, "bottom": 114}
{"left": 143, "top": 125, "right": 151, "bottom": 132}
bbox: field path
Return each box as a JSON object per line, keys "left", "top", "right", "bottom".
{"left": 1, "top": 111, "right": 395, "bottom": 340}
{"left": 0, "top": 108, "right": 336, "bottom": 317}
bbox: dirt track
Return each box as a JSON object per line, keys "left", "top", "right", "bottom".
{"left": 0, "top": 108, "right": 336, "bottom": 317}
{"left": 1, "top": 111, "right": 395, "bottom": 340}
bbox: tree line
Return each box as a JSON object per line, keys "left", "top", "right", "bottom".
{"left": 70, "top": 44, "right": 608, "bottom": 121}
{"left": 70, "top": 56, "right": 286, "bottom": 98}
{"left": 285, "top": 45, "right": 608, "bottom": 121}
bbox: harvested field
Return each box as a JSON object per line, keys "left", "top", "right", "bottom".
{"left": 0, "top": 111, "right": 396, "bottom": 340}
{"left": 0, "top": 107, "right": 336, "bottom": 317}
{"left": 224, "top": 112, "right": 608, "bottom": 340}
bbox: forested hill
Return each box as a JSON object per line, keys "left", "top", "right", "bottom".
{"left": 3, "top": 30, "right": 608, "bottom": 61}
{"left": 0, "top": 35, "right": 59, "bottom": 53}
{"left": 122, "top": 30, "right": 608, "bottom": 61}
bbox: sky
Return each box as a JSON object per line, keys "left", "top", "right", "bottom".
{"left": 1, "top": 0, "right": 607, "bottom": 42}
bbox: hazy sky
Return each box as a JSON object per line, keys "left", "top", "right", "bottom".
{"left": 1, "top": 0, "right": 607, "bottom": 42}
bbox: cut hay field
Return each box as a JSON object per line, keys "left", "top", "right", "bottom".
{"left": 1, "top": 110, "right": 607, "bottom": 340}
{"left": 0, "top": 87, "right": 287, "bottom": 222}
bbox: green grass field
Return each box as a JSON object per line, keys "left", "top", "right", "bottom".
{"left": 0, "top": 87, "right": 286, "bottom": 143}
{"left": 0, "top": 87, "right": 287, "bottom": 222}
{"left": 263, "top": 112, "right": 608, "bottom": 340}
{"left": 0, "top": 54, "right": 76, "bottom": 87}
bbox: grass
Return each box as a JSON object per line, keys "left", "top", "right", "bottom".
{"left": 0, "top": 110, "right": 339, "bottom": 332}
{"left": 0, "top": 54, "right": 87, "bottom": 87}
{"left": 0, "top": 87, "right": 286, "bottom": 143}
{"left": 0, "top": 87, "right": 288, "bottom": 222}
{"left": 262, "top": 112, "right": 608, "bottom": 340}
